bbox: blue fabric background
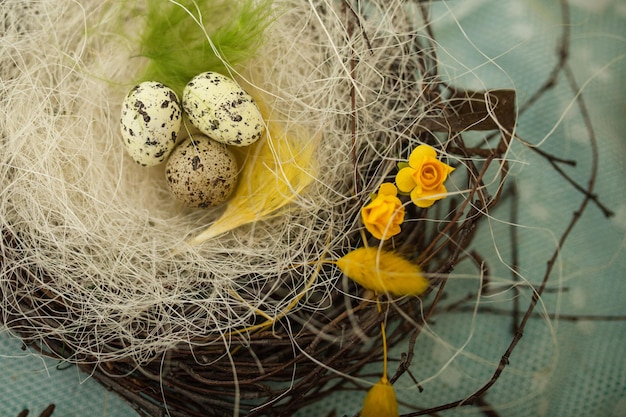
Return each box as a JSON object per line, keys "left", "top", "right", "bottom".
{"left": 1, "top": 1, "right": 624, "bottom": 416}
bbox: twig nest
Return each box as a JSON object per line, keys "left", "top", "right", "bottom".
{"left": 182, "top": 71, "right": 265, "bottom": 146}
{"left": 165, "top": 134, "right": 239, "bottom": 208}
{"left": 120, "top": 81, "right": 182, "bottom": 166}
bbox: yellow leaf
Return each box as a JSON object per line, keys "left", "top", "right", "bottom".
{"left": 188, "top": 92, "right": 319, "bottom": 245}
{"left": 336, "top": 247, "right": 428, "bottom": 296}
{"left": 361, "top": 377, "right": 399, "bottom": 417}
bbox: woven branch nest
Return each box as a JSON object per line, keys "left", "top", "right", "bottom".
{"left": 1, "top": 85, "right": 515, "bottom": 416}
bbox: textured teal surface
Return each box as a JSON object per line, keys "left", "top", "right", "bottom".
{"left": 2, "top": 1, "right": 625, "bottom": 416}
{"left": 295, "top": 1, "right": 626, "bottom": 416}
{"left": 0, "top": 332, "right": 136, "bottom": 416}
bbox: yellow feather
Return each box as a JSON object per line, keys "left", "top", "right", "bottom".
{"left": 361, "top": 377, "right": 399, "bottom": 417}
{"left": 188, "top": 92, "right": 319, "bottom": 245}
{"left": 336, "top": 247, "right": 428, "bottom": 297}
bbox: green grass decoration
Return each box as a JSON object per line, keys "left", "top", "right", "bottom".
{"left": 136, "top": 0, "right": 274, "bottom": 95}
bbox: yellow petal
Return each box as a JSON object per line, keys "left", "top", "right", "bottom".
{"left": 410, "top": 183, "right": 449, "bottom": 208}
{"left": 361, "top": 202, "right": 379, "bottom": 238}
{"left": 395, "top": 167, "right": 417, "bottom": 193}
{"left": 408, "top": 144, "right": 437, "bottom": 168}
{"left": 188, "top": 91, "right": 319, "bottom": 245}
{"left": 362, "top": 213, "right": 402, "bottom": 240}
{"left": 378, "top": 182, "right": 398, "bottom": 197}
{"left": 361, "top": 378, "right": 399, "bottom": 417}
{"left": 410, "top": 188, "right": 434, "bottom": 208}
{"left": 364, "top": 201, "right": 388, "bottom": 220}
{"left": 336, "top": 247, "right": 428, "bottom": 296}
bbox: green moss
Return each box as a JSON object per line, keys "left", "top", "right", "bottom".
{"left": 133, "top": 0, "right": 274, "bottom": 95}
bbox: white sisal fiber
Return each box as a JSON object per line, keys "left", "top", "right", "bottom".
{"left": 0, "top": 0, "right": 475, "bottom": 365}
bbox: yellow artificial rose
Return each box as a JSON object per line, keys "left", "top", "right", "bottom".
{"left": 361, "top": 183, "right": 405, "bottom": 240}
{"left": 395, "top": 144, "right": 454, "bottom": 208}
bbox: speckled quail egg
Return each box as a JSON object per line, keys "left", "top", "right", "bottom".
{"left": 182, "top": 71, "right": 265, "bottom": 147}
{"left": 120, "top": 81, "right": 182, "bottom": 166}
{"left": 165, "top": 134, "right": 239, "bottom": 208}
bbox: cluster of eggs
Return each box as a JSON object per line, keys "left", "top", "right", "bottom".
{"left": 120, "top": 72, "right": 264, "bottom": 208}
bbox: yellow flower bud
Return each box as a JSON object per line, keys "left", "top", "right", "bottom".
{"left": 361, "top": 183, "right": 405, "bottom": 240}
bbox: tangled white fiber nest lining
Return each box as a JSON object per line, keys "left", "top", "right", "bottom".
{"left": 0, "top": 0, "right": 479, "bottom": 366}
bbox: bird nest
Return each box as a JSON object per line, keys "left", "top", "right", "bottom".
{"left": 0, "top": 1, "right": 520, "bottom": 416}
{"left": 1, "top": 91, "right": 515, "bottom": 416}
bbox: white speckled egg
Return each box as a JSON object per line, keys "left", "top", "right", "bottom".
{"left": 182, "top": 72, "right": 264, "bottom": 147}
{"left": 120, "top": 81, "right": 182, "bottom": 166}
{"left": 165, "top": 134, "right": 239, "bottom": 208}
